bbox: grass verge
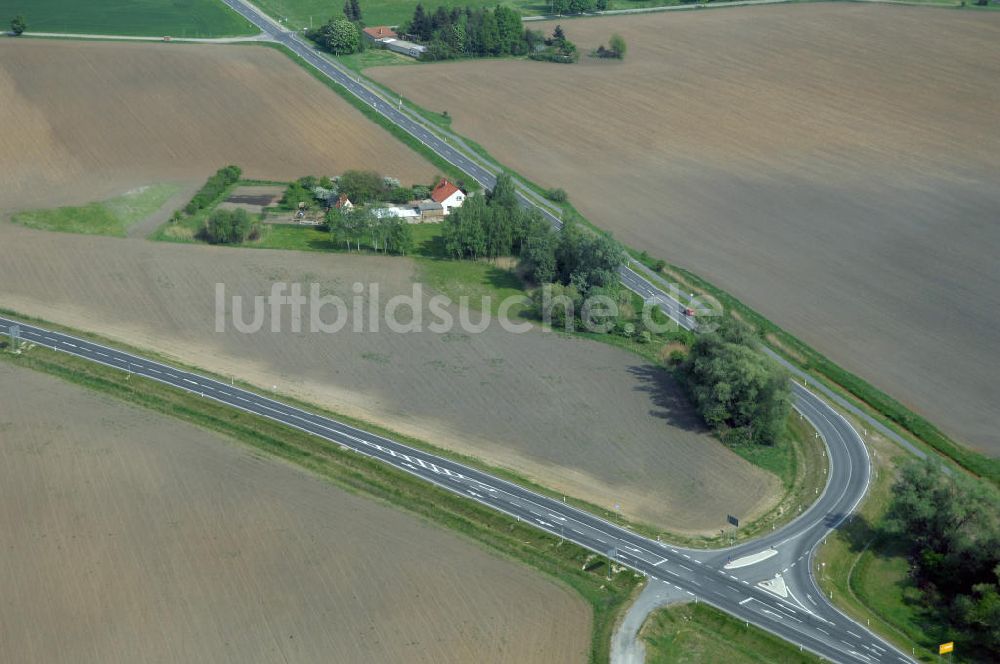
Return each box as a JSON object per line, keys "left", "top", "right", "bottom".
{"left": 10, "top": 184, "right": 179, "bottom": 237}
{"left": 0, "top": 333, "right": 639, "bottom": 663}
{"left": 640, "top": 602, "right": 822, "bottom": 663}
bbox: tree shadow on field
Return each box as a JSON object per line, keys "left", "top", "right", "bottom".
{"left": 627, "top": 365, "right": 703, "bottom": 433}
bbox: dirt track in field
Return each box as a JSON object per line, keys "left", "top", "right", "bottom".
{"left": 0, "top": 223, "right": 780, "bottom": 533}
{"left": 0, "top": 39, "right": 436, "bottom": 215}
{"left": 0, "top": 361, "right": 590, "bottom": 663}
{"left": 368, "top": 4, "right": 1000, "bottom": 456}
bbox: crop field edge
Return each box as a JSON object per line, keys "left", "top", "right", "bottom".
{"left": 347, "top": 51, "right": 998, "bottom": 485}
{"left": 0, "top": 330, "right": 639, "bottom": 664}
{"left": 0, "top": 0, "right": 259, "bottom": 38}
{"left": 18, "top": 9, "right": 994, "bottom": 484}
{"left": 250, "top": 41, "right": 477, "bottom": 191}
{"left": 0, "top": 304, "right": 821, "bottom": 548}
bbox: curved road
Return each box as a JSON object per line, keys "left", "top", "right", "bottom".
{"left": 4, "top": 3, "right": 918, "bottom": 661}
{"left": 0, "top": 320, "right": 905, "bottom": 664}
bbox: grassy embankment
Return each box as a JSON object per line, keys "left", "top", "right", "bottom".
{"left": 640, "top": 602, "right": 822, "bottom": 664}
{"left": 0, "top": 0, "right": 256, "bottom": 36}
{"left": 10, "top": 184, "right": 179, "bottom": 236}
{"left": 0, "top": 330, "right": 637, "bottom": 664}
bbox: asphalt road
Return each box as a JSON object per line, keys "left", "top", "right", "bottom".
{"left": 1, "top": 3, "right": 918, "bottom": 661}
{"left": 0, "top": 316, "right": 909, "bottom": 664}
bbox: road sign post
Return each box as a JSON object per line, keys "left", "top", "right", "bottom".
{"left": 7, "top": 324, "right": 20, "bottom": 353}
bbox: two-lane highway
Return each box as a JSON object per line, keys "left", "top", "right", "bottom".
{"left": 0, "top": 316, "right": 912, "bottom": 664}
{"left": 5, "top": 3, "right": 918, "bottom": 660}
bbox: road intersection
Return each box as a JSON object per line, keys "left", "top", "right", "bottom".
{"left": 0, "top": 315, "right": 912, "bottom": 664}
{"left": 3, "top": 3, "right": 923, "bottom": 660}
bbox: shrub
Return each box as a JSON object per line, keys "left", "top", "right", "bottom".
{"left": 681, "top": 317, "right": 791, "bottom": 445}
{"left": 388, "top": 186, "right": 414, "bottom": 204}
{"left": 544, "top": 188, "right": 568, "bottom": 203}
{"left": 202, "top": 208, "right": 259, "bottom": 244}
{"left": 280, "top": 180, "right": 315, "bottom": 210}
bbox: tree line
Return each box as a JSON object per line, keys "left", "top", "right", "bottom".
{"left": 402, "top": 4, "right": 578, "bottom": 62}
{"left": 550, "top": 0, "right": 608, "bottom": 14}
{"left": 327, "top": 206, "right": 414, "bottom": 255}
{"left": 281, "top": 171, "right": 437, "bottom": 211}
{"left": 443, "top": 172, "right": 623, "bottom": 292}
{"left": 185, "top": 165, "right": 242, "bottom": 215}
{"left": 306, "top": 0, "right": 366, "bottom": 55}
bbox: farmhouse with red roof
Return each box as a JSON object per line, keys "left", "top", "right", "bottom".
{"left": 362, "top": 26, "right": 397, "bottom": 42}
{"left": 429, "top": 179, "right": 466, "bottom": 215}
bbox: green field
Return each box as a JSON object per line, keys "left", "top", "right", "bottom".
{"left": 0, "top": 0, "right": 256, "bottom": 37}
{"left": 11, "top": 184, "right": 179, "bottom": 236}
{"left": 641, "top": 602, "right": 821, "bottom": 663}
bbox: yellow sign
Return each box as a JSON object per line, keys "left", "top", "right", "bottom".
{"left": 939, "top": 642, "right": 954, "bottom": 654}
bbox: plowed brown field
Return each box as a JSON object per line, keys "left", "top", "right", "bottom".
{"left": 0, "top": 361, "right": 590, "bottom": 663}
{"left": 0, "top": 223, "right": 780, "bottom": 533}
{"left": 0, "top": 39, "right": 436, "bottom": 215}
{"left": 367, "top": 4, "right": 1000, "bottom": 455}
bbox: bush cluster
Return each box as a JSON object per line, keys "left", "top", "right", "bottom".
{"left": 681, "top": 318, "right": 792, "bottom": 446}
{"left": 885, "top": 459, "right": 1000, "bottom": 658}
{"left": 443, "top": 173, "right": 623, "bottom": 293}
{"left": 282, "top": 172, "right": 446, "bottom": 211}
{"left": 202, "top": 208, "right": 259, "bottom": 244}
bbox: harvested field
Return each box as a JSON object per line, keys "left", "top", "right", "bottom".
{"left": 0, "top": 39, "right": 435, "bottom": 216}
{"left": 367, "top": 4, "right": 1000, "bottom": 455}
{"left": 0, "top": 361, "right": 590, "bottom": 664}
{"left": 0, "top": 223, "right": 780, "bottom": 534}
